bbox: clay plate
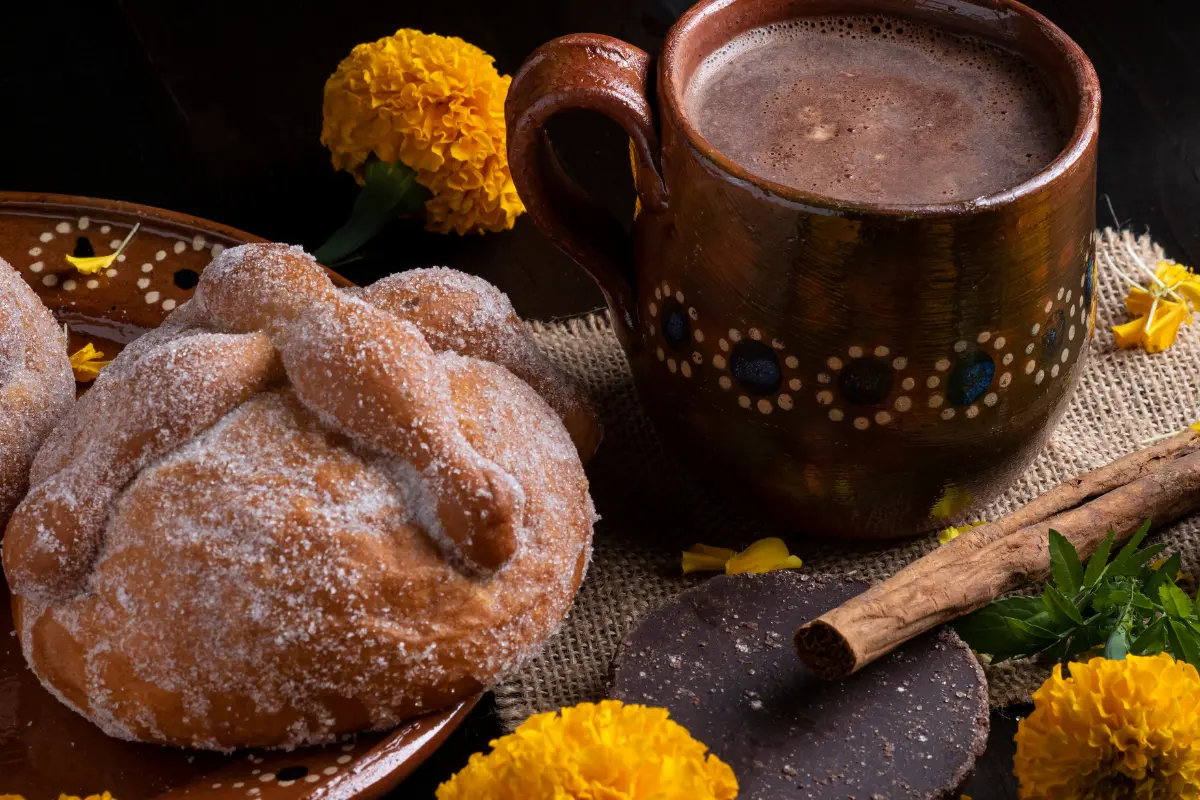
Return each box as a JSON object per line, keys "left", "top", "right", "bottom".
{"left": 0, "top": 192, "right": 478, "bottom": 799}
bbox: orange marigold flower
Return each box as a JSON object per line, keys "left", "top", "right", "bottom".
{"left": 321, "top": 29, "right": 524, "bottom": 235}
{"left": 1014, "top": 654, "right": 1200, "bottom": 799}
{"left": 436, "top": 700, "right": 738, "bottom": 800}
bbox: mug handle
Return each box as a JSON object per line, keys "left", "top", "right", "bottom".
{"left": 506, "top": 34, "right": 668, "bottom": 336}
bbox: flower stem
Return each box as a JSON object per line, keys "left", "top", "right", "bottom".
{"left": 314, "top": 160, "right": 429, "bottom": 266}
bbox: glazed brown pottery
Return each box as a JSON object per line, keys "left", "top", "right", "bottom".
{"left": 506, "top": 0, "right": 1102, "bottom": 539}
{"left": 0, "top": 193, "right": 477, "bottom": 799}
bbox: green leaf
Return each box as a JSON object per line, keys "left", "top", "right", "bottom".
{"left": 1144, "top": 553, "right": 1182, "bottom": 599}
{"left": 954, "top": 609, "right": 1061, "bottom": 661}
{"left": 1116, "top": 518, "right": 1153, "bottom": 560}
{"left": 313, "top": 159, "right": 430, "bottom": 266}
{"left": 1092, "top": 587, "right": 1131, "bottom": 614}
{"left": 1039, "top": 611, "right": 1108, "bottom": 662}
{"left": 1169, "top": 619, "right": 1200, "bottom": 665}
{"left": 986, "top": 596, "right": 1048, "bottom": 620}
{"left": 1130, "top": 591, "right": 1161, "bottom": 611}
{"left": 1043, "top": 585, "right": 1085, "bottom": 625}
{"left": 1161, "top": 584, "right": 1195, "bottom": 619}
{"left": 1104, "top": 626, "right": 1130, "bottom": 660}
{"left": 1083, "top": 531, "right": 1116, "bottom": 588}
{"left": 1108, "top": 542, "right": 1166, "bottom": 579}
{"left": 1130, "top": 617, "right": 1167, "bottom": 655}
{"left": 1049, "top": 529, "right": 1084, "bottom": 596}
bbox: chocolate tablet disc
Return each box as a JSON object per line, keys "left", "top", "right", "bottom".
{"left": 609, "top": 573, "right": 988, "bottom": 799}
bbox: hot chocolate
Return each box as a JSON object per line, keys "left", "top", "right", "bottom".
{"left": 685, "top": 15, "right": 1068, "bottom": 204}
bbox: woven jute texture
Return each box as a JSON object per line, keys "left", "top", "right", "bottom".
{"left": 501, "top": 229, "right": 1200, "bottom": 729}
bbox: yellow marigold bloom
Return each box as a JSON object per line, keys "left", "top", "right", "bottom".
{"left": 321, "top": 29, "right": 524, "bottom": 235}
{"left": 69, "top": 343, "right": 112, "bottom": 382}
{"left": 1014, "top": 654, "right": 1200, "bottom": 799}
{"left": 682, "top": 537, "right": 802, "bottom": 576}
{"left": 436, "top": 700, "right": 738, "bottom": 800}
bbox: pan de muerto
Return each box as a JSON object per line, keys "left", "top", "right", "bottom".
{"left": 2, "top": 244, "right": 599, "bottom": 751}
{"left": 0, "top": 257, "right": 74, "bottom": 527}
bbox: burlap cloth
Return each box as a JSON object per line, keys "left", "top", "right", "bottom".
{"left": 501, "top": 229, "right": 1200, "bottom": 729}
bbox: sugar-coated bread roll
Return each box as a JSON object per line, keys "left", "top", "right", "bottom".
{"left": 0, "top": 257, "right": 74, "bottom": 527}
{"left": 3, "top": 244, "right": 598, "bottom": 751}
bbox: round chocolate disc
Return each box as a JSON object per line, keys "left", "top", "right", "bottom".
{"left": 609, "top": 573, "right": 988, "bottom": 799}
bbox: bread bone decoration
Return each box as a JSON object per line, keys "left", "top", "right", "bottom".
{"left": 2, "top": 244, "right": 600, "bottom": 751}
{"left": 0, "top": 256, "right": 74, "bottom": 526}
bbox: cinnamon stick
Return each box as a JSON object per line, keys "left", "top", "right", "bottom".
{"left": 795, "top": 430, "right": 1200, "bottom": 680}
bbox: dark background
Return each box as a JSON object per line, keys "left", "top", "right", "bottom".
{"left": 5, "top": 0, "right": 1199, "bottom": 797}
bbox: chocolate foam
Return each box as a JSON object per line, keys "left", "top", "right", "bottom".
{"left": 686, "top": 14, "right": 1067, "bottom": 204}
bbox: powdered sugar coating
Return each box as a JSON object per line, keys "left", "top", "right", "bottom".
{"left": 0, "top": 257, "right": 74, "bottom": 525}
{"left": 6, "top": 332, "right": 282, "bottom": 600}
{"left": 354, "top": 269, "right": 602, "bottom": 459}
{"left": 6, "top": 244, "right": 596, "bottom": 750}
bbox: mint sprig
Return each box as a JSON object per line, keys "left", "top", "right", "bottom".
{"left": 954, "top": 520, "right": 1200, "bottom": 665}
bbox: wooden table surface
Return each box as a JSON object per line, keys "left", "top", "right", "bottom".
{"left": 5, "top": 0, "right": 1199, "bottom": 797}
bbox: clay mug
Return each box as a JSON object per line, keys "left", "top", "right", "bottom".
{"left": 505, "top": 0, "right": 1100, "bottom": 539}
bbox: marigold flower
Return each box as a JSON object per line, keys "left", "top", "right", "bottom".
{"left": 69, "top": 343, "right": 111, "bottom": 382}
{"left": 321, "top": 29, "right": 524, "bottom": 235}
{"left": 436, "top": 700, "right": 738, "bottom": 800}
{"left": 682, "top": 537, "right": 802, "bottom": 576}
{"left": 1014, "top": 653, "right": 1200, "bottom": 799}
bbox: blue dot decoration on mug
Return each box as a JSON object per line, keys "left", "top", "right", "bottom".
{"left": 947, "top": 351, "right": 996, "bottom": 407}
{"left": 647, "top": 272, "right": 1084, "bottom": 424}
{"left": 1083, "top": 254, "right": 1096, "bottom": 335}
{"left": 730, "top": 339, "right": 782, "bottom": 395}
{"left": 1042, "top": 309, "right": 1065, "bottom": 358}
{"left": 661, "top": 301, "right": 690, "bottom": 351}
{"left": 837, "top": 357, "right": 894, "bottom": 406}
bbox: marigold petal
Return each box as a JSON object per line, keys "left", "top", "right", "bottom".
{"left": 65, "top": 254, "right": 117, "bottom": 275}
{"left": 1112, "top": 316, "right": 1150, "bottom": 350}
{"left": 939, "top": 520, "right": 985, "bottom": 544}
{"left": 69, "top": 343, "right": 112, "bottom": 382}
{"left": 1143, "top": 301, "right": 1190, "bottom": 353}
{"left": 682, "top": 551, "right": 730, "bottom": 575}
{"left": 725, "top": 537, "right": 803, "bottom": 574}
{"left": 691, "top": 544, "right": 737, "bottom": 560}
{"left": 1124, "top": 285, "right": 1155, "bottom": 317}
